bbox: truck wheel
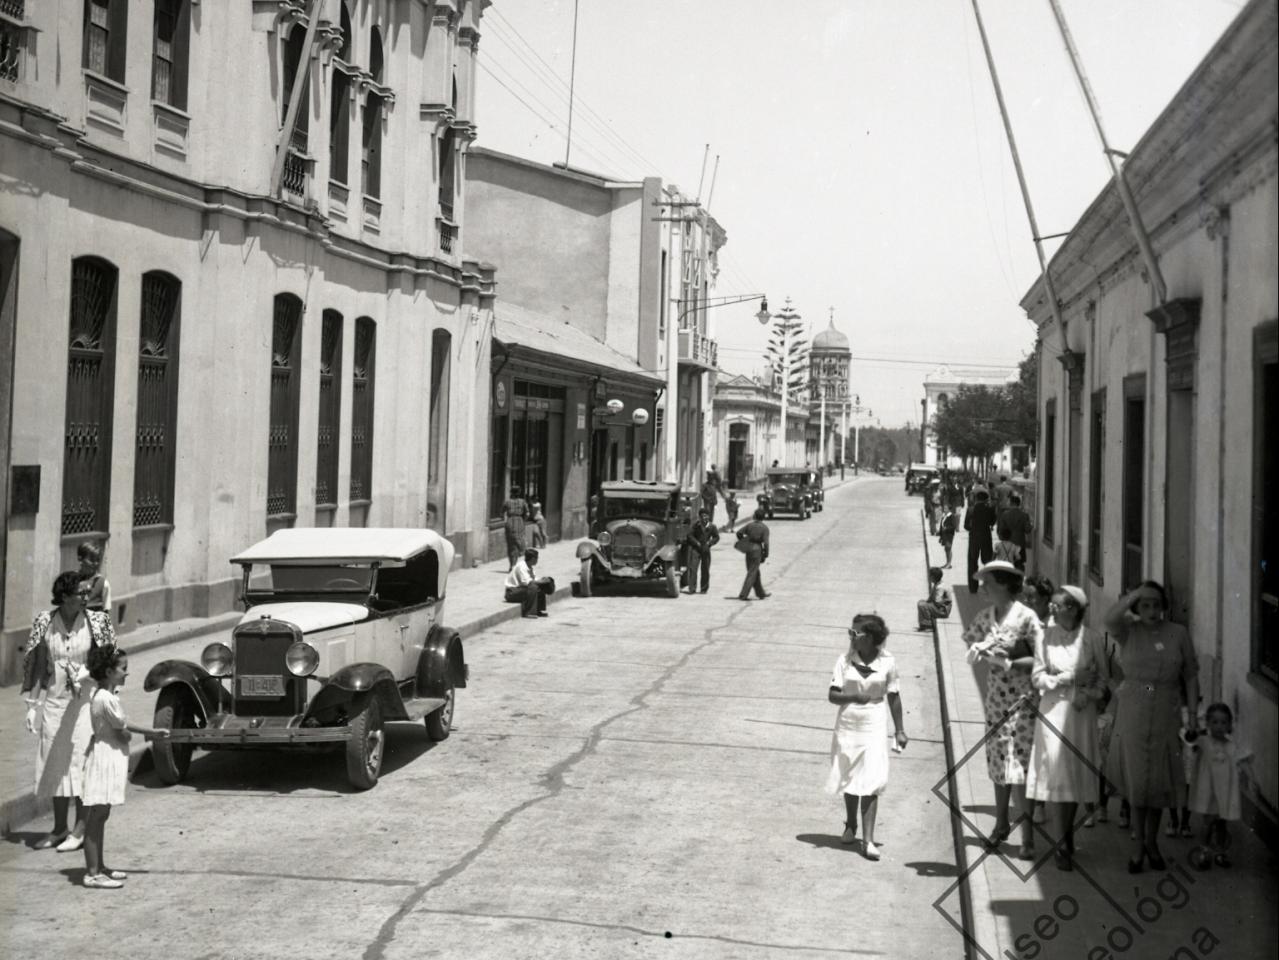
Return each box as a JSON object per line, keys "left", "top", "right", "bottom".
{"left": 425, "top": 682, "right": 454, "bottom": 742}
{"left": 664, "top": 561, "right": 680, "bottom": 598}
{"left": 579, "top": 558, "right": 593, "bottom": 598}
{"left": 345, "top": 696, "right": 384, "bottom": 790}
{"left": 152, "top": 686, "right": 195, "bottom": 785}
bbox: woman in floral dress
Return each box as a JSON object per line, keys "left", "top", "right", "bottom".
{"left": 963, "top": 560, "right": 1043, "bottom": 858}
{"left": 20, "top": 571, "right": 115, "bottom": 850}
{"left": 1102, "top": 580, "right": 1198, "bottom": 873}
{"left": 502, "top": 485, "right": 529, "bottom": 570}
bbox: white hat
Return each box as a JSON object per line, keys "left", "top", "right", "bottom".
{"left": 975, "top": 560, "right": 1019, "bottom": 579}
{"left": 1060, "top": 584, "right": 1089, "bottom": 608}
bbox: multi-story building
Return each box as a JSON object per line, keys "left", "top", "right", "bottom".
{"left": 1024, "top": 0, "right": 1277, "bottom": 837}
{"left": 712, "top": 374, "right": 809, "bottom": 489}
{"left": 921, "top": 364, "right": 1025, "bottom": 471}
{"left": 807, "top": 318, "right": 851, "bottom": 468}
{"left": 0, "top": 1, "right": 494, "bottom": 683}
{"left": 464, "top": 147, "right": 725, "bottom": 550}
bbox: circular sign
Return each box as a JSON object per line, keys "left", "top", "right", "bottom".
{"left": 495, "top": 381, "right": 507, "bottom": 410}
{"left": 631, "top": 408, "right": 650, "bottom": 426}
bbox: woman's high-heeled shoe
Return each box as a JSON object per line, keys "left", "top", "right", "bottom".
{"left": 33, "top": 831, "right": 68, "bottom": 850}
{"left": 1127, "top": 853, "right": 1145, "bottom": 874}
{"left": 1146, "top": 848, "right": 1167, "bottom": 872}
{"left": 55, "top": 833, "right": 84, "bottom": 853}
{"left": 983, "top": 825, "right": 1011, "bottom": 850}
{"left": 1054, "top": 849, "right": 1074, "bottom": 871}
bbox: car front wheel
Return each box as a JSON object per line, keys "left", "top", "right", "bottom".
{"left": 345, "top": 696, "right": 384, "bottom": 790}
{"left": 425, "top": 682, "right": 454, "bottom": 741}
{"left": 579, "top": 558, "right": 593, "bottom": 598}
{"left": 152, "top": 686, "right": 195, "bottom": 785}
{"left": 664, "top": 561, "right": 680, "bottom": 598}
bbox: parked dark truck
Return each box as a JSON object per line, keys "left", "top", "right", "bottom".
{"left": 576, "top": 481, "right": 693, "bottom": 598}
{"left": 757, "top": 468, "right": 815, "bottom": 520}
{"left": 143, "top": 529, "right": 468, "bottom": 790}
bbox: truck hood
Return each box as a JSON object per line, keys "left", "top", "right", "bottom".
{"left": 604, "top": 518, "right": 665, "bottom": 538}
{"left": 239, "top": 602, "right": 370, "bottom": 634}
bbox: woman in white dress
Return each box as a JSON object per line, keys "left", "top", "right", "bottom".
{"left": 20, "top": 571, "right": 115, "bottom": 850}
{"left": 826, "top": 613, "right": 909, "bottom": 861}
{"left": 1026, "top": 585, "right": 1107, "bottom": 871}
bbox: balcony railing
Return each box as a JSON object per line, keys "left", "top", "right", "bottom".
{"left": 437, "top": 217, "right": 457, "bottom": 254}
{"left": 1, "top": 5, "right": 26, "bottom": 84}
{"left": 1, "top": 1, "right": 25, "bottom": 19}
{"left": 281, "top": 130, "right": 311, "bottom": 200}
{"left": 677, "top": 329, "right": 718, "bottom": 370}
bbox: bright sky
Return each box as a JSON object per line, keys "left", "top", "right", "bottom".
{"left": 472, "top": 0, "right": 1245, "bottom": 425}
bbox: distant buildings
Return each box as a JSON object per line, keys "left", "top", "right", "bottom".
{"left": 922, "top": 364, "right": 1024, "bottom": 472}
{"left": 808, "top": 318, "right": 852, "bottom": 468}
{"left": 1022, "top": 0, "right": 1277, "bottom": 837}
{"left": 0, "top": 1, "right": 495, "bottom": 681}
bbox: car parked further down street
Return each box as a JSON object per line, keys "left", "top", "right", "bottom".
{"left": 576, "top": 481, "right": 694, "bottom": 598}
{"left": 143, "top": 529, "right": 468, "bottom": 790}
{"left": 757, "top": 468, "right": 815, "bottom": 520}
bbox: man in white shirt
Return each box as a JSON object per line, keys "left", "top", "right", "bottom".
{"left": 504, "top": 548, "right": 553, "bottom": 618}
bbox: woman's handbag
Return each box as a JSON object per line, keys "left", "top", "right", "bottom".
{"left": 733, "top": 538, "right": 751, "bottom": 554}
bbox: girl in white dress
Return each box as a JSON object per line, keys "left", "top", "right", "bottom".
{"left": 1026, "top": 586, "right": 1107, "bottom": 871}
{"left": 81, "top": 645, "right": 169, "bottom": 889}
{"left": 826, "top": 613, "right": 909, "bottom": 861}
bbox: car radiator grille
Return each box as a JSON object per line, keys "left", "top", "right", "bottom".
{"left": 233, "top": 629, "right": 306, "bottom": 717}
{"left": 612, "top": 528, "right": 645, "bottom": 565}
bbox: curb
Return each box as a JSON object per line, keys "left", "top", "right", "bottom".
{"left": 116, "top": 612, "right": 244, "bottom": 657}
{"left": 2, "top": 585, "right": 575, "bottom": 836}
{"left": 922, "top": 513, "right": 984, "bottom": 960}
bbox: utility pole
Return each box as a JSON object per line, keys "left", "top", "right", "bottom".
{"left": 564, "top": 0, "right": 581, "bottom": 168}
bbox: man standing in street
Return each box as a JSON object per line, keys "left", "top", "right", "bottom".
{"left": 701, "top": 471, "right": 720, "bottom": 528}
{"left": 684, "top": 508, "right": 720, "bottom": 594}
{"left": 964, "top": 488, "right": 997, "bottom": 594}
{"left": 992, "top": 473, "right": 1014, "bottom": 514}
{"left": 996, "top": 493, "right": 1033, "bottom": 571}
{"left": 736, "top": 508, "right": 771, "bottom": 601}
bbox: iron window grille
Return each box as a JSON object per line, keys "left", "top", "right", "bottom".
{"left": 315, "top": 310, "right": 343, "bottom": 509}
{"left": 350, "top": 317, "right": 375, "bottom": 503}
{"left": 133, "top": 271, "right": 181, "bottom": 528}
{"left": 268, "top": 294, "right": 303, "bottom": 520}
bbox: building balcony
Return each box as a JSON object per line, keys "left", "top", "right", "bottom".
{"left": 678, "top": 329, "right": 718, "bottom": 371}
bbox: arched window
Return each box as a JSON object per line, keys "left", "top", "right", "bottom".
{"left": 134, "top": 271, "right": 181, "bottom": 527}
{"left": 282, "top": 25, "right": 309, "bottom": 141}
{"left": 268, "top": 294, "right": 303, "bottom": 521}
{"left": 361, "top": 28, "right": 384, "bottom": 199}
{"left": 63, "top": 256, "right": 119, "bottom": 536}
{"left": 315, "top": 310, "right": 343, "bottom": 511}
{"left": 350, "top": 317, "right": 376, "bottom": 504}
{"left": 151, "top": 0, "right": 190, "bottom": 109}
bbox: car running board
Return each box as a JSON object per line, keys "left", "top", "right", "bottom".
{"left": 399, "top": 695, "right": 448, "bottom": 721}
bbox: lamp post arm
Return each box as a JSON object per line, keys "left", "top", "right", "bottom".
{"left": 676, "top": 294, "right": 768, "bottom": 327}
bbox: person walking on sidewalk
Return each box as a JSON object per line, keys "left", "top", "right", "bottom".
{"left": 963, "top": 560, "right": 1042, "bottom": 859}
{"left": 1102, "top": 581, "right": 1198, "bottom": 874}
{"left": 504, "top": 548, "right": 554, "bottom": 618}
{"left": 501, "top": 486, "right": 529, "bottom": 570}
{"left": 701, "top": 471, "right": 720, "bottom": 528}
{"left": 964, "top": 489, "right": 998, "bottom": 594}
{"left": 683, "top": 509, "right": 720, "bottom": 594}
{"left": 724, "top": 491, "right": 740, "bottom": 532}
{"left": 826, "top": 613, "right": 909, "bottom": 861}
{"left": 1026, "top": 585, "right": 1106, "bottom": 871}
{"left": 21, "top": 571, "right": 116, "bottom": 852}
{"left": 79, "top": 644, "right": 169, "bottom": 888}
{"left": 937, "top": 507, "right": 957, "bottom": 569}
{"left": 735, "top": 508, "right": 771, "bottom": 601}
{"left": 996, "top": 494, "right": 1033, "bottom": 571}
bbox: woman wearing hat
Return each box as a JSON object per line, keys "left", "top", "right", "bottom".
{"left": 963, "top": 560, "right": 1043, "bottom": 857}
{"left": 1026, "top": 585, "right": 1108, "bottom": 870}
{"left": 1102, "top": 580, "right": 1198, "bottom": 873}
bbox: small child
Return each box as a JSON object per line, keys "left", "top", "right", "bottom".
{"left": 1186, "top": 702, "right": 1252, "bottom": 867}
{"left": 78, "top": 541, "right": 111, "bottom": 614}
{"left": 916, "top": 566, "right": 953, "bottom": 631}
{"left": 937, "top": 509, "right": 957, "bottom": 568}
{"left": 529, "top": 501, "right": 548, "bottom": 549}
{"left": 724, "top": 491, "right": 740, "bottom": 532}
{"left": 80, "top": 645, "right": 169, "bottom": 889}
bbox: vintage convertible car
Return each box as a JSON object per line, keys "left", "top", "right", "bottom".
{"left": 143, "top": 528, "right": 467, "bottom": 790}
{"left": 576, "top": 481, "right": 693, "bottom": 598}
{"left": 757, "top": 468, "right": 814, "bottom": 520}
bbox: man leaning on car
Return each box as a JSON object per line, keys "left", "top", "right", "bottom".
{"left": 505, "top": 548, "right": 554, "bottom": 618}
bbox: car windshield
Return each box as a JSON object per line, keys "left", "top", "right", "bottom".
{"left": 770, "top": 474, "right": 806, "bottom": 486}
{"left": 243, "top": 563, "right": 375, "bottom": 597}
{"left": 602, "top": 497, "right": 669, "bottom": 522}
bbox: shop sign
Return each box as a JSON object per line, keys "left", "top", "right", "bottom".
{"left": 576, "top": 403, "right": 586, "bottom": 430}
{"left": 494, "top": 380, "right": 507, "bottom": 411}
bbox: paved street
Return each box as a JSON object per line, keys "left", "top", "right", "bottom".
{"left": 0, "top": 478, "right": 961, "bottom": 960}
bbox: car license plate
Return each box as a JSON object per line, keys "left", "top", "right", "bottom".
{"left": 239, "top": 675, "right": 286, "bottom": 697}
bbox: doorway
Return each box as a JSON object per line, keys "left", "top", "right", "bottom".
{"left": 728, "top": 422, "right": 748, "bottom": 488}
{"left": 1165, "top": 387, "right": 1194, "bottom": 624}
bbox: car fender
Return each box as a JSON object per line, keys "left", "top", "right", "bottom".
{"left": 418, "top": 625, "right": 467, "bottom": 697}
{"left": 575, "top": 539, "right": 601, "bottom": 561}
{"left": 319, "top": 663, "right": 408, "bottom": 721}
{"left": 142, "top": 660, "right": 230, "bottom": 721}
{"left": 654, "top": 544, "right": 680, "bottom": 563}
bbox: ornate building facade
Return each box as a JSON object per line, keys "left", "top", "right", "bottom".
{"left": 0, "top": 0, "right": 495, "bottom": 682}
{"left": 807, "top": 317, "right": 851, "bottom": 467}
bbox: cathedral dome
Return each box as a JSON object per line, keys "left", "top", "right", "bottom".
{"left": 812, "top": 320, "right": 850, "bottom": 352}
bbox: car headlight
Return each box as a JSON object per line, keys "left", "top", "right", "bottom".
{"left": 201, "top": 642, "right": 233, "bottom": 677}
{"left": 285, "top": 641, "right": 319, "bottom": 677}
{"left": 644, "top": 533, "right": 658, "bottom": 548}
{"left": 598, "top": 531, "right": 612, "bottom": 546}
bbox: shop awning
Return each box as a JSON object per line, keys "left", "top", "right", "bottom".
{"left": 494, "top": 303, "right": 663, "bottom": 386}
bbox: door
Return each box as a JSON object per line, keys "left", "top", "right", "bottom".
{"left": 1165, "top": 387, "right": 1194, "bottom": 624}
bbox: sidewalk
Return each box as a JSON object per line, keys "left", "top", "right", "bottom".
{"left": 0, "top": 536, "right": 585, "bottom": 835}
{"left": 928, "top": 526, "right": 1277, "bottom": 959}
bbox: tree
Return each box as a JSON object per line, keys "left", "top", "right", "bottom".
{"left": 764, "top": 299, "right": 809, "bottom": 402}
{"left": 1004, "top": 346, "right": 1039, "bottom": 450}
{"left": 931, "top": 385, "right": 1010, "bottom": 465}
